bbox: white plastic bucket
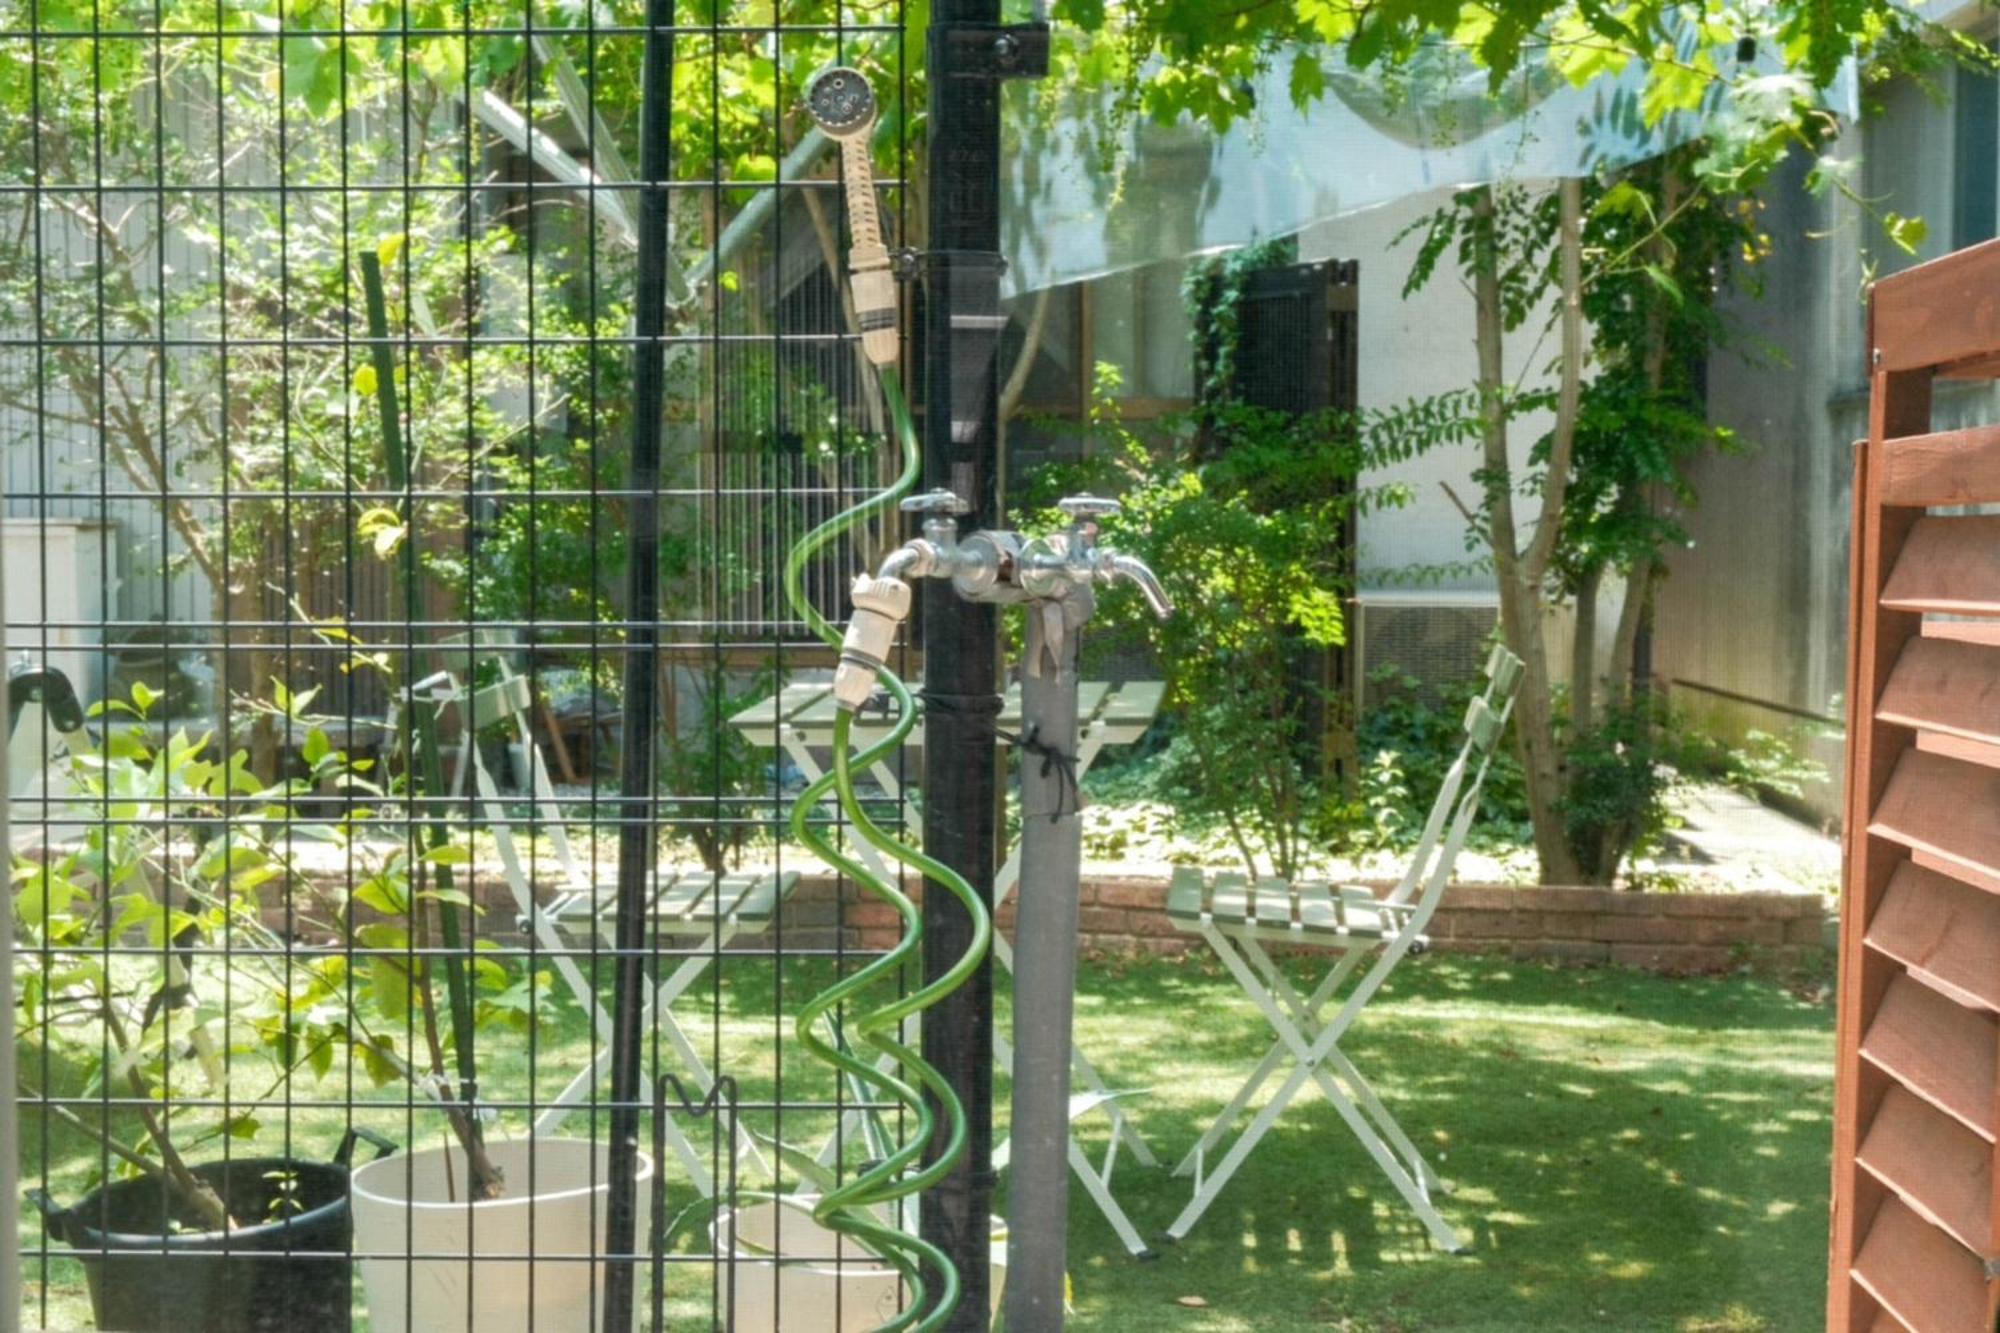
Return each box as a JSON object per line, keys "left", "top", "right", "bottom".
{"left": 350, "top": 1137, "right": 653, "bottom": 1333}
{"left": 714, "top": 1199, "right": 1005, "bottom": 1332}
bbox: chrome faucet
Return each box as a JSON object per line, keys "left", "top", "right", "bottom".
{"left": 1018, "top": 495, "right": 1173, "bottom": 620}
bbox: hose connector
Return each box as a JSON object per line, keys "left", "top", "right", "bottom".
{"left": 834, "top": 573, "right": 913, "bottom": 711}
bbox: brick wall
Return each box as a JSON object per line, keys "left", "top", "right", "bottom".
{"left": 788, "top": 876, "right": 1830, "bottom": 975}
{"left": 329, "top": 867, "right": 1827, "bottom": 976}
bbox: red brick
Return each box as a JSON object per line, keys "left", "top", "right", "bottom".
{"left": 1593, "top": 915, "right": 1686, "bottom": 945}
{"left": 1128, "top": 911, "right": 1184, "bottom": 938}
{"left": 1090, "top": 880, "right": 1167, "bottom": 910}
{"left": 1450, "top": 909, "right": 1541, "bottom": 940}
{"left": 1077, "top": 906, "right": 1128, "bottom": 934}
{"left": 1530, "top": 887, "right": 1620, "bottom": 915}
{"left": 1692, "top": 917, "right": 1755, "bottom": 946}
{"left": 1650, "top": 893, "right": 1745, "bottom": 919}
{"left": 1442, "top": 884, "right": 1522, "bottom": 912}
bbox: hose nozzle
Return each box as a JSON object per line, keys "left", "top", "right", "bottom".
{"left": 805, "top": 66, "right": 897, "bottom": 367}
{"left": 805, "top": 66, "right": 877, "bottom": 141}
{"left": 833, "top": 573, "right": 913, "bottom": 711}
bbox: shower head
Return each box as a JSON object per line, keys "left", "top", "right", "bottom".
{"left": 806, "top": 67, "right": 877, "bottom": 142}
{"left": 806, "top": 66, "right": 897, "bottom": 366}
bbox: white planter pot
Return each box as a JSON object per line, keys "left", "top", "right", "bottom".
{"left": 350, "top": 1137, "right": 653, "bottom": 1333}
{"left": 714, "top": 1199, "right": 1005, "bottom": 1332}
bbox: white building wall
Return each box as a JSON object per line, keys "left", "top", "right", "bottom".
{"left": 1297, "top": 188, "right": 1563, "bottom": 593}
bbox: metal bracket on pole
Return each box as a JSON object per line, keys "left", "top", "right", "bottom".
{"left": 932, "top": 21, "right": 1052, "bottom": 81}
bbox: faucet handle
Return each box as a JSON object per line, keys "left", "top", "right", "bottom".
{"left": 1056, "top": 494, "right": 1122, "bottom": 523}
{"left": 900, "top": 488, "right": 971, "bottom": 515}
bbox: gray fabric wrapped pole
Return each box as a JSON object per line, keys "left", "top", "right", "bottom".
{"left": 1005, "top": 592, "right": 1092, "bottom": 1330}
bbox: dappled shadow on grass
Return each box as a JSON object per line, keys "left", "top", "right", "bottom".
{"left": 1060, "top": 953, "right": 1834, "bottom": 1332}
{"left": 16, "top": 950, "right": 1832, "bottom": 1331}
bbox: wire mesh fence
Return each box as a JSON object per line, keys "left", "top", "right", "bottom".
{"left": 1, "top": 0, "right": 922, "bottom": 1325}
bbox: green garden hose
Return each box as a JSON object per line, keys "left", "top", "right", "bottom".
{"left": 782, "top": 367, "right": 990, "bottom": 1332}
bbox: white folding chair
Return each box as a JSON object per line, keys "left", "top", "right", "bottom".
{"left": 414, "top": 652, "right": 793, "bottom": 1196}
{"left": 1165, "top": 644, "right": 1525, "bottom": 1249}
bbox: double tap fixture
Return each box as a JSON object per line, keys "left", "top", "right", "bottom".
{"left": 834, "top": 491, "right": 1173, "bottom": 711}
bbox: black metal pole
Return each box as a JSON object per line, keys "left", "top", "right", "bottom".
{"left": 604, "top": 0, "right": 674, "bottom": 1325}
{"left": 921, "top": 3, "right": 1011, "bottom": 1324}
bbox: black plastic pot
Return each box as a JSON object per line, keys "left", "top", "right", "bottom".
{"left": 30, "top": 1128, "right": 394, "bottom": 1333}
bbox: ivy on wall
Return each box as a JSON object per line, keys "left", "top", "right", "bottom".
{"left": 1181, "top": 234, "right": 1299, "bottom": 444}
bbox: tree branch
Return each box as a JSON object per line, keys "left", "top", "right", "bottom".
{"left": 1522, "top": 176, "right": 1583, "bottom": 584}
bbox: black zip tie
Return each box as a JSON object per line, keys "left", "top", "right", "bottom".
{"left": 917, "top": 689, "right": 1077, "bottom": 818}
{"left": 997, "top": 721, "right": 1079, "bottom": 822}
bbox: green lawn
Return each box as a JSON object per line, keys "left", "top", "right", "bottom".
{"left": 1053, "top": 954, "right": 1833, "bottom": 1332}
{"left": 16, "top": 951, "right": 1834, "bottom": 1331}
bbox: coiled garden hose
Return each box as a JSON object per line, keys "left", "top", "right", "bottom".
{"left": 782, "top": 366, "right": 990, "bottom": 1332}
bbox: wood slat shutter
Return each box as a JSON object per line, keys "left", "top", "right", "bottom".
{"left": 1833, "top": 239, "right": 2000, "bottom": 1333}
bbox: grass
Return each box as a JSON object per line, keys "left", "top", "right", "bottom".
{"left": 1055, "top": 953, "right": 1833, "bottom": 1332}
{"left": 15, "top": 951, "right": 1834, "bottom": 1331}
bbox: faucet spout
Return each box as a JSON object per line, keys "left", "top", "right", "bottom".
{"left": 1106, "top": 553, "right": 1173, "bottom": 619}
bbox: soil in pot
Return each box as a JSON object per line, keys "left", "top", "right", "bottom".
{"left": 33, "top": 1155, "right": 356, "bottom": 1333}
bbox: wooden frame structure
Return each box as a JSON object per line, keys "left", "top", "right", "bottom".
{"left": 1832, "top": 239, "right": 2000, "bottom": 1332}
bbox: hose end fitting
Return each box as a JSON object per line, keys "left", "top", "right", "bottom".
{"left": 833, "top": 573, "right": 913, "bottom": 711}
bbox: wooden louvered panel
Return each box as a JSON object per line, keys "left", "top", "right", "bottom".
{"left": 1866, "top": 861, "right": 2000, "bottom": 1013}
{"left": 1852, "top": 1195, "right": 1991, "bottom": 1333}
{"left": 1859, "top": 975, "right": 1998, "bottom": 1142}
{"left": 1881, "top": 424, "right": 2000, "bottom": 506}
{"left": 1924, "top": 620, "right": 2000, "bottom": 647}
{"left": 1880, "top": 515, "right": 2000, "bottom": 616}
{"left": 1877, "top": 636, "right": 2000, "bottom": 744}
{"left": 1835, "top": 242, "right": 2000, "bottom": 1333}
{"left": 1870, "top": 748, "right": 2000, "bottom": 889}
{"left": 1856, "top": 1084, "right": 1995, "bottom": 1254}
{"left": 1912, "top": 730, "right": 2000, "bottom": 772}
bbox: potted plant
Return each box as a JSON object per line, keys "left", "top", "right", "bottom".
{"left": 274, "top": 663, "right": 651, "bottom": 1333}
{"left": 13, "top": 683, "right": 391, "bottom": 1333}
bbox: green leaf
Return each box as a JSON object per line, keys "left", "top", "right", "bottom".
{"left": 1883, "top": 212, "right": 1928, "bottom": 255}
{"left": 369, "top": 956, "right": 413, "bottom": 1021}
{"left": 302, "top": 727, "right": 331, "bottom": 767}
{"left": 353, "top": 874, "right": 410, "bottom": 917}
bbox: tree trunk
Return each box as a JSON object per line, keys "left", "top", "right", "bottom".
{"left": 1607, "top": 562, "right": 1652, "bottom": 713}
{"left": 1570, "top": 562, "right": 1601, "bottom": 737}
{"left": 1470, "top": 182, "right": 1589, "bottom": 885}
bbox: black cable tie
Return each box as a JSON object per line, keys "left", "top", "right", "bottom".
{"left": 996, "top": 721, "right": 1079, "bottom": 822}
{"left": 916, "top": 690, "right": 1077, "bottom": 818}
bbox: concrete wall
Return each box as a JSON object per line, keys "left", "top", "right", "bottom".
{"left": 1659, "top": 55, "right": 1999, "bottom": 827}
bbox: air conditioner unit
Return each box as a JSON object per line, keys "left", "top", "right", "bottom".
{"left": 3, "top": 518, "right": 114, "bottom": 702}
{"left": 1351, "top": 590, "right": 1501, "bottom": 713}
